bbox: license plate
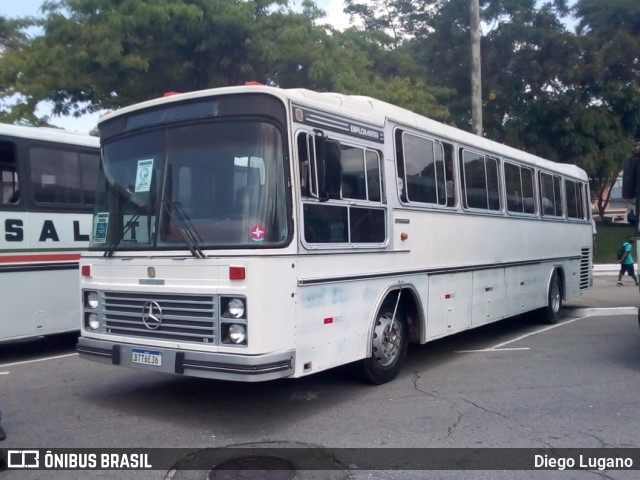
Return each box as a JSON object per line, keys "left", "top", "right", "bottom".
{"left": 132, "top": 349, "right": 162, "bottom": 367}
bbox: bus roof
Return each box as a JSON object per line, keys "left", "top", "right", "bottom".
{"left": 0, "top": 123, "right": 99, "bottom": 148}
{"left": 98, "top": 85, "right": 587, "bottom": 181}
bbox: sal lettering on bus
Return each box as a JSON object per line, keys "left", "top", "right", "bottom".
{"left": 2, "top": 218, "right": 90, "bottom": 244}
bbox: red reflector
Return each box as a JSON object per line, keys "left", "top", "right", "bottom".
{"left": 444, "top": 294, "right": 452, "bottom": 299}
{"left": 81, "top": 265, "right": 91, "bottom": 277}
{"left": 229, "top": 266, "right": 246, "bottom": 280}
{"left": 324, "top": 317, "right": 333, "bottom": 324}
{"left": 485, "top": 287, "right": 493, "bottom": 292}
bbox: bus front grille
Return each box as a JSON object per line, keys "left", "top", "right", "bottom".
{"left": 101, "top": 292, "right": 218, "bottom": 344}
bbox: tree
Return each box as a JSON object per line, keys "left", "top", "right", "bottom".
{"left": 326, "top": 27, "right": 452, "bottom": 120}
{"left": 0, "top": 0, "right": 307, "bottom": 120}
{"left": 0, "top": 0, "right": 450, "bottom": 125}
{"left": 0, "top": 15, "right": 38, "bottom": 124}
{"left": 572, "top": 0, "right": 640, "bottom": 217}
{"left": 345, "top": 0, "right": 637, "bottom": 215}
{"left": 574, "top": 0, "right": 640, "bottom": 141}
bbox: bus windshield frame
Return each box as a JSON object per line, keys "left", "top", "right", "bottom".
{"left": 91, "top": 96, "right": 291, "bottom": 253}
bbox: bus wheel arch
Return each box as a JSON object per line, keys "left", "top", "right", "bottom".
{"left": 356, "top": 287, "right": 421, "bottom": 385}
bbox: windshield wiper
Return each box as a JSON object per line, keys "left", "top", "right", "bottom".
{"left": 103, "top": 213, "right": 143, "bottom": 257}
{"left": 163, "top": 197, "right": 207, "bottom": 259}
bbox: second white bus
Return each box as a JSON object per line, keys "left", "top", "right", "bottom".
{"left": 0, "top": 124, "right": 100, "bottom": 342}
{"left": 77, "top": 86, "right": 592, "bottom": 384}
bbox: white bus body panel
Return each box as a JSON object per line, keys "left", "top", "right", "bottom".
{"left": 77, "top": 86, "right": 592, "bottom": 381}
{"left": 0, "top": 212, "right": 92, "bottom": 342}
{"left": 426, "top": 272, "right": 472, "bottom": 338}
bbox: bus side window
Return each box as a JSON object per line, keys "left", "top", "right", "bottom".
{"left": 340, "top": 145, "right": 366, "bottom": 200}
{"left": 303, "top": 203, "right": 348, "bottom": 243}
{"left": 80, "top": 152, "right": 100, "bottom": 206}
{"left": 30, "top": 147, "right": 82, "bottom": 205}
{"left": 0, "top": 140, "right": 20, "bottom": 205}
{"left": 35, "top": 184, "right": 65, "bottom": 203}
{"left": 539, "top": 171, "right": 563, "bottom": 217}
{"left": 297, "top": 132, "right": 313, "bottom": 197}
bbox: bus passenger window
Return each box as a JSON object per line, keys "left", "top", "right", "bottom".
{"left": 297, "top": 132, "right": 314, "bottom": 197}
{"left": 461, "top": 150, "right": 501, "bottom": 211}
{"left": 1, "top": 172, "right": 20, "bottom": 204}
{"left": 397, "top": 130, "right": 453, "bottom": 207}
{"left": 80, "top": 152, "right": 100, "bottom": 206}
{"left": 0, "top": 141, "right": 19, "bottom": 205}
{"left": 566, "top": 179, "right": 585, "bottom": 220}
{"left": 340, "top": 145, "right": 366, "bottom": 200}
{"left": 505, "top": 162, "right": 536, "bottom": 215}
{"left": 366, "top": 151, "right": 382, "bottom": 202}
{"left": 30, "top": 147, "right": 84, "bottom": 205}
{"left": 439, "top": 143, "right": 456, "bottom": 207}
{"left": 404, "top": 134, "right": 437, "bottom": 204}
{"left": 303, "top": 203, "right": 348, "bottom": 243}
{"left": 350, "top": 207, "right": 385, "bottom": 243}
{"left": 539, "top": 172, "right": 563, "bottom": 217}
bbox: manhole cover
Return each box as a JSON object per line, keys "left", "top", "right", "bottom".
{"left": 209, "top": 456, "right": 296, "bottom": 480}
{"left": 165, "top": 441, "right": 349, "bottom": 480}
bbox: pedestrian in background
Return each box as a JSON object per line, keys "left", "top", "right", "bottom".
{"left": 617, "top": 236, "right": 639, "bottom": 286}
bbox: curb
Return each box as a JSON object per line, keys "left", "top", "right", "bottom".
{"left": 564, "top": 306, "right": 638, "bottom": 318}
{"left": 593, "top": 264, "right": 627, "bottom": 275}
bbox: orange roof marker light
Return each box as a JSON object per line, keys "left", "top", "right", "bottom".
{"left": 163, "top": 91, "right": 181, "bottom": 97}
{"left": 244, "top": 81, "right": 263, "bottom": 86}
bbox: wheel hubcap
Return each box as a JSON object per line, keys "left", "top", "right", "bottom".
{"left": 372, "top": 313, "right": 403, "bottom": 367}
{"left": 550, "top": 282, "right": 560, "bottom": 312}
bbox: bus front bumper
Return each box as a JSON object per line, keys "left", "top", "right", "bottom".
{"left": 77, "top": 337, "right": 295, "bottom": 382}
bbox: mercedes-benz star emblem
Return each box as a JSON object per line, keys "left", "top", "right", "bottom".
{"left": 142, "top": 301, "right": 163, "bottom": 330}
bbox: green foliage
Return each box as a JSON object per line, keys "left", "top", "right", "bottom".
{"left": 0, "top": 0, "right": 449, "bottom": 124}
{"left": 1, "top": 0, "right": 639, "bottom": 205}
{"left": 574, "top": 0, "right": 640, "bottom": 140}
{"left": 345, "top": 0, "right": 638, "bottom": 205}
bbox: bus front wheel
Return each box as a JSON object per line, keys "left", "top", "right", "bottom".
{"left": 356, "top": 300, "right": 409, "bottom": 385}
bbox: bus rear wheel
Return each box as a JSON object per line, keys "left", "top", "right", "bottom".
{"left": 356, "top": 300, "right": 409, "bottom": 385}
{"left": 542, "top": 272, "right": 562, "bottom": 324}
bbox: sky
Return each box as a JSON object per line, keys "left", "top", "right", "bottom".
{"left": 2, "top": 0, "right": 353, "bottom": 133}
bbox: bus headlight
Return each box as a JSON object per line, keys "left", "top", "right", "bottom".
{"left": 85, "top": 291, "right": 99, "bottom": 309}
{"left": 228, "top": 324, "right": 246, "bottom": 344}
{"left": 228, "top": 298, "right": 245, "bottom": 319}
{"left": 86, "top": 312, "right": 100, "bottom": 331}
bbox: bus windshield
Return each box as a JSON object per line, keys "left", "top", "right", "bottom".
{"left": 91, "top": 120, "right": 289, "bottom": 252}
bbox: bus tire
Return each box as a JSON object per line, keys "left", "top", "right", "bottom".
{"left": 356, "top": 299, "right": 409, "bottom": 385}
{"left": 542, "top": 272, "right": 562, "bottom": 324}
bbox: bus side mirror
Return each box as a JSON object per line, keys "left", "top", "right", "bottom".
{"left": 317, "top": 138, "right": 342, "bottom": 201}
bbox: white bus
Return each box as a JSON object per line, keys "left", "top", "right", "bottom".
{"left": 77, "top": 86, "right": 592, "bottom": 384}
{"left": 0, "top": 124, "right": 100, "bottom": 342}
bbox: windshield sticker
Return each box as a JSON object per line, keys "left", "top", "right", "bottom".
{"left": 93, "top": 212, "right": 109, "bottom": 244}
{"left": 251, "top": 225, "right": 265, "bottom": 242}
{"left": 135, "top": 159, "right": 154, "bottom": 192}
